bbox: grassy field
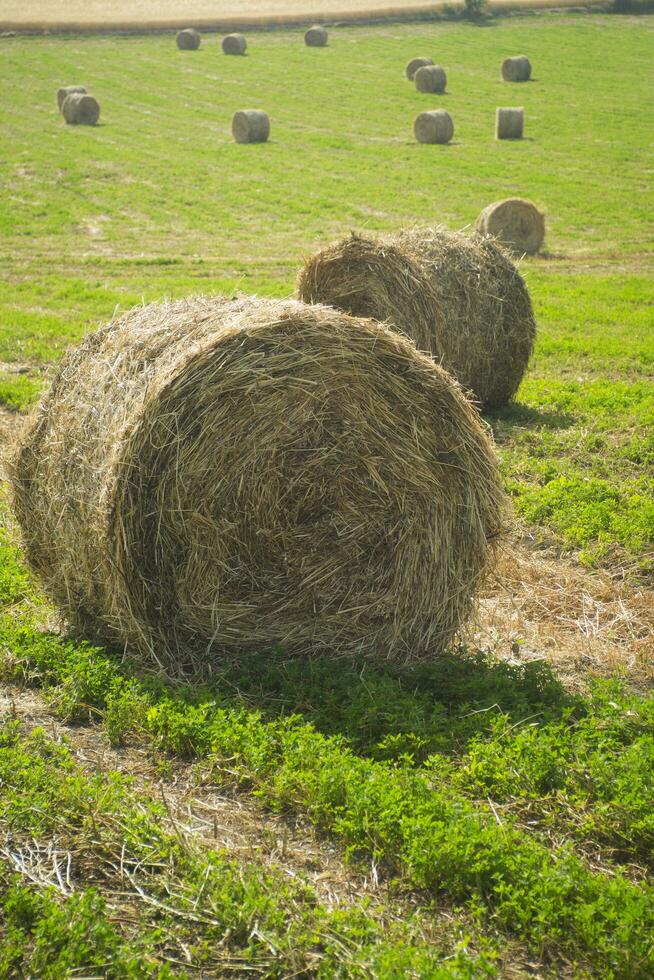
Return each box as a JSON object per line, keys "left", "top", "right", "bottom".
{"left": 1, "top": 13, "right": 654, "bottom": 977}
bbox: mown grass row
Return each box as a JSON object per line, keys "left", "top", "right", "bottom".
{"left": 1, "top": 722, "right": 496, "bottom": 978}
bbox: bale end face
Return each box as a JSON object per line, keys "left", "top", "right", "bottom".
{"left": 57, "top": 85, "right": 86, "bottom": 112}
{"left": 414, "top": 65, "right": 447, "bottom": 94}
{"left": 176, "top": 28, "right": 201, "bottom": 50}
{"left": 305, "top": 25, "right": 328, "bottom": 46}
{"left": 475, "top": 198, "right": 545, "bottom": 255}
{"left": 501, "top": 55, "right": 531, "bottom": 82}
{"left": 222, "top": 33, "right": 247, "bottom": 55}
{"left": 414, "top": 110, "right": 453, "bottom": 144}
{"left": 406, "top": 56, "right": 433, "bottom": 80}
{"left": 62, "top": 93, "right": 100, "bottom": 126}
{"left": 232, "top": 109, "right": 270, "bottom": 144}
{"left": 495, "top": 107, "right": 523, "bottom": 140}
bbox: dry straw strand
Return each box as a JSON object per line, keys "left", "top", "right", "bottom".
{"left": 414, "top": 65, "right": 447, "bottom": 94}
{"left": 405, "top": 56, "right": 433, "bottom": 80}
{"left": 176, "top": 28, "right": 201, "bottom": 50}
{"left": 62, "top": 93, "right": 100, "bottom": 125}
{"left": 297, "top": 227, "right": 536, "bottom": 408}
{"left": 305, "top": 25, "right": 328, "bottom": 46}
{"left": 476, "top": 198, "right": 545, "bottom": 256}
{"left": 501, "top": 55, "right": 531, "bottom": 82}
{"left": 222, "top": 33, "right": 247, "bottom": 55}
{"left": 10, "top": 295, "right": 505, "bottom": 674}
{"left": 496, "top": 106, "right": 524, "bottom": 140}
{"left": 57, "top": 85, "right": 86, "bottom": 112}
{"left": 232, "top": 109, "right": 270, "bottom": 143}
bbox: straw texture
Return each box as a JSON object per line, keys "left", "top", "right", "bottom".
{"left": 232, "top": 109, "right": 270, "bottom": 143}
{"left": 57, "top": 85, "right": 86, "bottom": 112}
{"left": 176, "top": 28, "right": 201, "bottom": 50}
{"left": 62, "top": 93, "right": 100, "bottom": 125}
{"left": 405, "top": 56, "right": 433, "bottom": 80}
{"left": 476, "top": 198, "right": 545, "bottom": 256}
{"left": 305, "top": 25, "right": 328, "bottom": 45}
{"left": 502, "top": 55, "right": 531, "bottom": 82}
{"left": 222, "top": 33, "right": 247, "bottom": 54}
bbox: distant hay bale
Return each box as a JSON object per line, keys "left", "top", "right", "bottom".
{"left": 414, "top": 110, "right": 453, "bottom": 144}
{"left": 62, "top": 93, "right": 100, "bottom": 126}
{"left": 57, "top": 85, "right": 86, "bottom": 112}
{"left": 305, "top": 25, "right": 328, "bottom": 46}
{"left": 502, "top": 55, "right": 531, "bottom": 82}
{"left": 10, "top": 295, "right": 505, "bottom": 671}
{"left": 222, "top": 33, "right": 247, "bottom": 55}
{"left": 232, "top": 109, "right": 270, "bottom": 143}
{"left": 476, "top": 198, "right": 545, "bottom": 255}
{"left": 414, "top": 65, "right": 447, "bottom": 93}
{"left": 495, "top": 106, "right": 523, "bottom": 140}
{"left": 406, "top": 56, "right": 433, "bottom": 80}
{"left": 297, "top": 227, "right": 535, "bottom": 408}
{"left": 176, "top": 28, "right": 201, "bottom": 50}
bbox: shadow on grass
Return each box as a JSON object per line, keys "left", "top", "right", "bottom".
{"left": 485, "top": 400, "right": 576, "bottom": 433}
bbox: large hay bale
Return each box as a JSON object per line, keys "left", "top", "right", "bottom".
{"left": 62, "top": 93, "right": 100, "bottom": 126}
{"left": 495, "top": 106, "right": 524, "bottom": 140}
{"left": 305, "top": 25, "right": 328, "bottom": 46}
{"left": 476, "top": 198, "right": 545, "bottom": 256}
{"left": 10, "top": 295, "right": 505, "bottom": 670}
{"left": 414, "top": 110, "right": 453, "bottom": 144}
{"left": 502, "top": 55, "right": 531, "bottom": 82}
{"left": 297, "top": 228, "right": 535, "bottom": 408}
{"left": 414, "top": 65, "right": 447, "bottom": 93}
{"left": 222, "top": 33, "right": 247, "bottom": 55}
{"left": 232, "top": 109, "right": 270, "bottom": 143}
{"left": 406, "top": 56, "right": 433, "bottom": 80}
{"left": 176, "top": 28, "right": 201, "bottom": 50}
{"left": 57, "top": 85, "right": 86, "bottom": 112}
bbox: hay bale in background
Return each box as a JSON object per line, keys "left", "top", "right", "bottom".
{"left": 496, "top": 106, "right": 523, "bottom": 139}
{"left": 406, "top": 56, "right": 433, "bottom": 80}
{"left": 305, "top": 25, "right": 328, "bottom": 46}
{"left": 232, "top": 109, "right": 270, "bottom": 143}
{"left": 297, "top": 227, "right": 535, "bottom": 408}
{"left": 62, "top": 93, "right": 100, "bottom": 125}
{"left": 414, "top": 110, "right": 453, "bottom": 144}
{"left": 414, "top": 65, "right": 447, "bottom": 93}
{"left": 502, "top": 55, "right": 531, "bottom": 81}
{"left": 176, "top": 28, "right": 201, "bottom": 50}
{"left": 10, "top": 295, "right": 505, "bottom": 670}
{"left": 222, "top": 33, "right": 247, "bottom": 55}
{"left": 57, "top": 85, "right": 86, "bottom": 112}
{"left": 476, "top": 198, "right": 545, "bottom": 255}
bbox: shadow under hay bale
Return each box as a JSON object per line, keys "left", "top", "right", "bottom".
{"left": 415, "top": 65, "right": 447, "bottom": 93}
{"left": 406, "top": 56, "right": 433, "bottom": 80}
{"left": 305, "top": 25, "right": 328, "bottom": 46}
{"left": 476, "top": 198, "right": 545, "bottom": 256}
{"left": 176, "top": 28, "right": 201, "bottom": 50}
{"left": 222, "top": 33, "right": 247, "bottom": 55}
{"left": 496, "top": 106, "right": 524, "bottom": 140}
{"left": 414, "top": 109, "right": 453, "bottom": 144}
{"left": 62, "top": 93, "right": 100, "bottom": 125}
{"left": 232, "top": 109, "right": 269, "bottom": 143}
{"left": 10, "top": 296, "right": 505, "bottom": 672}
{"left": 297, "top": 228, "right": 536, "bottom": 409}
{"left": 57, "top": 85, "right": 86, "bottom": 112}
{"left": 502, "top": 55, "right": 531, "bottom": 82}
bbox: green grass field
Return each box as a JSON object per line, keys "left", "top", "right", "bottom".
{"left": 1, "top": 13, "right": 654, "bottom": 977}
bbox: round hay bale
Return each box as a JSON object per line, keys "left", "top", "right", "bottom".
{"left": 10, "top": 295, "right": 505, "bottom": 670}
{"left": 414, "top": 110, "right": 453, "bottom": 144}
{"left": 62, "top": 93, "right": 100, "bottom": 126}
{"left": 406, "top": 56, "right": 433, "bottom": 80}
{"left": 495, "top": 106, "right": 524, "bottom": 140}
{"left": 57, "top": 85, "right": 86, "bottom": 113}
{"left": 414, "top": 64, "right": 447, "bottom": 94}
{"left": 222, "top": 33, "right": 247, "bottom": 55}
{"left": 475, "top": 198, "right": 545, "bottom": 256}
{"left": 232, "top": 109, "right": 270, "bottom": 143}
{"left": 501, "top": 55, "right": 531, "bottom": 82}
{"left": 176, "top": 28, "right": 201, "bottom": 50}
{"left": 305, "top": 25, "right": 328, "bottom": 46}
{"left": 297, "top": 228, "right": 535, "bottom": 408}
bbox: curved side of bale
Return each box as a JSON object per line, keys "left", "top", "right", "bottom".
{"left": 495, "top": 106, "right": 523, "bottom": 140}
{"left": 414, "top": 110, "right": 453, "bottom": 144}
{"left": 476, "top": 198, "right": 545, "bottom": 256}
{"left": 176, "top": 28, "right": 201, "bottom": 50}
{"left": 502, "top": 55, "right": 531, "bottom": 82}
{"left": 297, "top": 228, "right": 536, "bottom": 408}
{"left": 222, "top": 33, "right": 247, "bottom": 54}
{"left": 405, "top": 56, "right": 433, "bottom": 80}
{"left": 414, "top": 65, "right": 447, "bottom": 93}
{"left": 10, "top": 295, "right": 505, "bottom": 671}
{"left": 305, "top": 25, "right": 328, "bottom": 46}
{"left": 62, "top": 93, "right": 100, "bottom": 125}
{"left": 57, "top": 85, "right": 86, "bottom": 112}
{"left": 232, "top": 109, "right": 270, "bottom": 143}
